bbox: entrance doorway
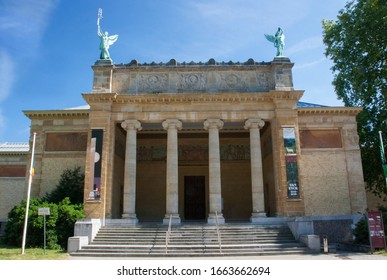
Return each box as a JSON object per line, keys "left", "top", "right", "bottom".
{"left": 184, "top": 176, "right": 206, "bottom": 220}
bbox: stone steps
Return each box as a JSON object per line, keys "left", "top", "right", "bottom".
{"left": 70, "top": 224, "right": 311, "bottom": 257}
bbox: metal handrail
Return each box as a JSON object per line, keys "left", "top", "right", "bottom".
{"left": 215, "top": 211, "right": 222, "bottom": 254}
{"left": 165, "top": 214, "right": 172, "bottom": 254}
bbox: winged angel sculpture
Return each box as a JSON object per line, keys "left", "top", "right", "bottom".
{"left": 264, "top": 27, "right": 285, "bottom": 57}
{"left": 97, "top": 8, "right": 118, "bottom": 60}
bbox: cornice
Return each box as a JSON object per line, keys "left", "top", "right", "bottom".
{"left": 105, "top": 58, "right": 287, "bottom": 69}
{"left": 114, "top": 92, "right": 275, "bottom": 104}
{"left": 270, "top": 90, "right": 304, "bottom": 100}
{"left": 297, "top": 107, "right": 362, "bottom": 116}
{"left": 0, "top": 151, "right": 29, "bottom": 155}
{"left": 23, "top": 109, "right": 89, "bottom": 119}
{"left": 81, "top": 91, "right": 307, "bottom": 106}
{"left": 82, "top": 93, "right": 117, "bottom": 104}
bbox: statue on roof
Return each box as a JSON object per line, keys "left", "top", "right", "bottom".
{"left": 97, "top": 8, "right": 118, "bottom": 60}
{"left": 264, "top": 27, "right": 285, "bottom": 57}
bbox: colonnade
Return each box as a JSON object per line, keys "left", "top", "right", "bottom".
{"left": 120, "top": 118, "right": 266, "bottom": 224}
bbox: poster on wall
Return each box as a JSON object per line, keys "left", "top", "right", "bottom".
{"left": 367, "top": 211, "right": 386, "bottom": 252}
{"left": 283, "top": 127, "right": 300, "bottom": 199}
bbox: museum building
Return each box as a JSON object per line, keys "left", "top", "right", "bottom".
{"left": 1, "top": 57, "right": 368, "bottom": 227}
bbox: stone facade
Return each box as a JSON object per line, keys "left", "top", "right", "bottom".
{"left": 3, "top": 57, "right": 369, "bottom": 225}
{"left": 22, "top": 111, "right": 89, "bottom": 198}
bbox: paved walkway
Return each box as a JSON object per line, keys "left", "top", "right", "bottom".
{"left": 67, "top": 251, "right": 387, "bottom": 260}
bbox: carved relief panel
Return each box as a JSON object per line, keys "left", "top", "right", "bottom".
{"left": 138, "top": 73, "right": 169, "bottom": 94}
{"left": 178, "top": 73, "right": 206, "bottom": 92}
{"left": 218, "top": 72, "right": 248, "bottom": 92}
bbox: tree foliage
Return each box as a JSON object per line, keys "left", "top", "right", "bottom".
{"left": 45, "top": 167, "right": 85, "bottom": 204}
{"left": 322, "top": 0, "right": 387, "bottom": 196}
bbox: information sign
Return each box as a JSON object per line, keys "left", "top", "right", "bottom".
{"left": 367, "top": 211, "right": 386, "bottom": 251}
{"left": 38, "top": 208, "right": 50, "bottom": 216}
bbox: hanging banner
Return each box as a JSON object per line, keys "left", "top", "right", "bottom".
{"left": 379, "top": 131, "right": 387, "bottom": 187}
{"left": 283, "top": 127, "right": 300, "bottom": 199}
{"left": 89, "top": 129, "right": 103, "bottom": 200}
{"left": 367, "top": 211, "right": 386, "bottom": 251}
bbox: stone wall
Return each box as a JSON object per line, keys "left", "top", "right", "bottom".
{"left": 0, "top": 154, "right": 27, "bottom": 219}
{"left": 0, "top": 178, "right": 25, "bottom": 219}
{"left": 300, "top": 151, "right": 352, "bottom": 215}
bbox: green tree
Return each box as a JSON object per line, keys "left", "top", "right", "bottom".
{"left": 322, "top": 0, "right": 387, "bottom": 196}
{"left": 46, "top": 167, "right": 85, "bottom": 204}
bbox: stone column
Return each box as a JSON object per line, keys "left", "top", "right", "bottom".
{"left": 204, "top": 119, "right": 225, "bottom": 224}
{"left": 244, "top": 118, "right": 267, "bottom": 221}
{"left": 162, "top": 119, "right": 182, "bottom": 225}
{"left": 121, "top": 120, "right": 142, "bottom": 224}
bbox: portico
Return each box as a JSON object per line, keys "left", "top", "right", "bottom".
{"left": 78, "top": 57, "right": 366, "bottom": 224}
{"left": 116, "top": 117, "right": 268, "bottom": 225}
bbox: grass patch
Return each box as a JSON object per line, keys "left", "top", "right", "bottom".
{"left": 0, "top": 244, "right": 69, "bottom": 260}
{"left": 375, "top": 250, "right": 387, "bottom": 256}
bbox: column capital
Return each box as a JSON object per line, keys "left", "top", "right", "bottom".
{"left": 244, "top": 118, "right": 265, "bottom": 130}
{"left": 204, "top": 119, "right": 224, "bottom": 130}
{"left": 162, "top": 119, "right": 182, "bottom": 130}
{"left": 121, "top": 120, "right": 142, "bottom": 131}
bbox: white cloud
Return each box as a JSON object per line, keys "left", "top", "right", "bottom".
{"left": 293, "top": 57, "right": 327, "bottom": 70}
{"left": 286, "top": 36, "right": 324, "bottom": 56}
{"left": 0, "top": 0, "right": 59, "bottom": 140}
{"left": 0, "top": 0, "right": 59, "bottom": 34}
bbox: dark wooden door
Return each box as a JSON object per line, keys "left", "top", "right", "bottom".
{"left": 184, "top": 176, "right": 206, "bottom": 220}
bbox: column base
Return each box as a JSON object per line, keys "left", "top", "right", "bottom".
{"left": 163, "top": 214, "right": 181, "bottom": 225}
{"left": 250, "top": 212, "right": 267, "bottom": 223}
{"left": 207, "top": 213, "right": 225, "bottom": 225}
{"left": 121, "top": 213, "right": 139, "bottom": 225}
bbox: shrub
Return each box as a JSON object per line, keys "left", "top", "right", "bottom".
{"left": 353, "top": 217, "right": 369, "bottom": 245}
{"left": 4, "top": 198, "right": 84, "bottom": 250}
{"left": 56, "top": 198, "right": 84, "bottom": 249}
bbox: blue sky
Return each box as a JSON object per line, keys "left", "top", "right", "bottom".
{"left": 0, "top": 0, "right": 349, "bottom": 142}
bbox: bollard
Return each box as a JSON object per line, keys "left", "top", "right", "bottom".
{"left": 323, "top": 235, "right": 328, "bottom": 253}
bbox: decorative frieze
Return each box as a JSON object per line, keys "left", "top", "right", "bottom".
{"left": 107, "top": 59, "right": 295, "bottom": 94}
{"left": 136, "top": 144, "right": 251, "bottom": 161}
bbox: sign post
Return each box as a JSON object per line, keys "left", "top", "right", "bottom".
{"left": 38, "top": 207, "right": 50, "bottom": 254}
{"left": 367, "top": 210, "right": 386, "bottom": 253}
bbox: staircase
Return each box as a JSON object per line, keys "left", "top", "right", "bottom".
{"left": 70, "top": 223, "right": 312, "bottom": 257}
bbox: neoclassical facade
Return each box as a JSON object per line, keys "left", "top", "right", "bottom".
{"left": 21, "top": 57, "right": 368, "bottom": 225}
